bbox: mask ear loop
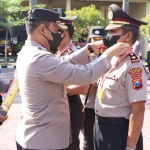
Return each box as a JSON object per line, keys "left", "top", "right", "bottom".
{"left": 58, "top": 30, "right": 66, "bottom": 41}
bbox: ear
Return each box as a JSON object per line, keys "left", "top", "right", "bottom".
{"left": 125, "top": 31, "right": 132, "bottom": 42}
{"left": 38, "top": 24, "right": 45, "bottom": 34}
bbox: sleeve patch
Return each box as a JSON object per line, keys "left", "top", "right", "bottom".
{"left": 128, "top": 68, "right": 143, "bottom": 90}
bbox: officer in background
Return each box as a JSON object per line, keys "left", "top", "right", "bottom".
{"left": 94, "top": 4, "right": 147, "bottom": 150}
{"left": 82, "top": 26, "right": 106, "bottom": 150}
{"left": 15, "top": 8, "right": 129, "bottom": 150}
{"left": 56, "top": 16, "right": 88, "bottom": 150}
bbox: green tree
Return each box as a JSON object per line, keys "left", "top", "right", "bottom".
{"left": 140, "top": 4, "right": 150, "bottom": 38}
{"left": 65, "top": 5, "right": 107, "bottom": 42}
{"left": 0, "top": 0, "right": 44, "bottom": 63}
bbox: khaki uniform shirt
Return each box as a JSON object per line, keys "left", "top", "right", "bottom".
{"left": 95, "top": 54, "right": 147, "bottom": 119}
{"left": 81, "top": 53, "right": 98, "bottom": 109}
{"left": 16, "top": 41, "right": 110, "bottom": 149}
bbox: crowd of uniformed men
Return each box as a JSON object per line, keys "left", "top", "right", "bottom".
{"left": 0, "top": 3, "right": 149, "bottom": 150}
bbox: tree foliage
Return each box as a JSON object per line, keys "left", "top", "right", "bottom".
{"left": 65, "top": 5, "right": 107, "bottom": 41}
{"left": 0, "top": 0, "right": 45, "bottom": 28}
{"left": 140, "top": 3, "right": 150, "bottom": 38}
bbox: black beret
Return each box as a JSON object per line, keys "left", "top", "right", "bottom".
{"left": 27, "top": 8, "right": 67, "bottom": 30}
{"left": 88, "top": 26, "right": 106, "bottom": 38}
{"left": 105, "top": 4, "right": 148, "bottom": 30}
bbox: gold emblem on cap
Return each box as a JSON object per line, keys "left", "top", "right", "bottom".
{"left": 108, "top": 9, "right": 113, "bottom": 20}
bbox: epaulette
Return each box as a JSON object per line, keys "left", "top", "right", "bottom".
{"left": 67, "top": 48, "right": 74, "bottom": 55}
{"left": 128, "top": 52, "right": 140, "bottom": 63}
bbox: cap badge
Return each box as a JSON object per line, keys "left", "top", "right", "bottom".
{"left": 108, "top": 9, "right": 113, "bottom": 20}
{"left": 94, "top": 30, "right": 100, "bottom": 35}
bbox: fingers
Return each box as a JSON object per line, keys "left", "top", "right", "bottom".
{"left": 103, "top": 42, "right": 131, "bottom": 60}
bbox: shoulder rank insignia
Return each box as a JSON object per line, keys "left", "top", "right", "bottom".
{"left": 67, "top": 48, "right": 74, "bottom": 55}
{"left": 128, "top": 53, "right": 140, "bottom": 63}
{"left": 128, "top": 68, "right": 143, "bottom": 90}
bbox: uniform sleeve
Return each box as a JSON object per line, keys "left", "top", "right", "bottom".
{"left": 35, "top": 53, "right": 111, "bottom": 85}
{"left": 0, "top": 79, "right": 9, "bottom": 93}
{"left": 62, "top": 48, "right": 90, "bottom": 65}
{"left": 126, "top": 62, "right": 147, "bottom": 103}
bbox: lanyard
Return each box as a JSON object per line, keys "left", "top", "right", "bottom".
{"left": 56, "top": 43, "right": 72, "bottom": 57}
{"left": 100, "top": 48, "right": 133, "bottom": 88}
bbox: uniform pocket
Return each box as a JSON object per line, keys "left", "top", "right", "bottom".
{"left": 104, "top": 78, "right": 120, "bottom": 91}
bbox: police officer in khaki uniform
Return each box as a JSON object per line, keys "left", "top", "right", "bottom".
{"left": 56, "top": 16, "right": 78, "bottom": 57}
{"left": 15, "top": 8, "right": 129, "bottom": 150}
{"left": 56, "top": 16, "right": 88, "bottom": 150}
{"left": 94, "top": 4, "right": 147, "bottom": 150}
{"left": 82, "top": 26, "right": 106, "bottom": 150}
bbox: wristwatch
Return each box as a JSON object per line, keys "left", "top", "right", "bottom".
{"left": 87, "top": 44, "right": 94, "bottom": 53}
{"left": 125, "top": 147, "right": 136, "bottom": 150}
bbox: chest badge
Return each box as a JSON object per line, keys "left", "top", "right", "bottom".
{"left": 97, "top": 89, "right": 104, "bottom": 100}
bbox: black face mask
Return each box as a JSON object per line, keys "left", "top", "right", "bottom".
{"left": 43, "top": 27, "right": 64, "bottom": 54}
{"left": 103, "top": 34, "right": 121, "bottom": 48}
{"left": 103, "top": 32, "right": 128, "bottom": 48}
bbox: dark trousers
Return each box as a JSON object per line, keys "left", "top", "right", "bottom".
{"left": 66, "top": 95, "right": 84, "bottom": 150}
{"left": 94, "top": 116, "right": 143, "bottom": 150}
{"left": 16, "top": 142, "right": 68, "bottom": 150}
{"left": 147, "top": 51, "right": 150, "bottom": 71}
{"left": 82, "top": 108, "right": 95, "bottom": 150}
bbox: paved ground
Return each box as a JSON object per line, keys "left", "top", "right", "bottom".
{"left": 0, "top": 68, "right": 150, "bottom": 150}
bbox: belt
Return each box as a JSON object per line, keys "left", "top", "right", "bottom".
{"left": 95, "top": 115, "right": 129, "bottom": 125}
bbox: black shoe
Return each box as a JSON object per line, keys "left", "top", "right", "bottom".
{"left": 148, "top": 77, "right": 150, "bottom": 80}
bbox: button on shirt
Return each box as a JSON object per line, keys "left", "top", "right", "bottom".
{"left": 95, "top": 56, "right": 147, "bottom": 119}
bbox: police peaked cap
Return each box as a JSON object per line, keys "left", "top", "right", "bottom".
{"left": 26, "top": 8, "right": 67, "bottom": 30}
{"left": 105, "top": 4, "right": 148, "bottom": 30}
{"left": 60, "top": 16, "right": 78, "bottom": 25}
{"left": 88, "top": 26, "right": 106, "bottom": 38}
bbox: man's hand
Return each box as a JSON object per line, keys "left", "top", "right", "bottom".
{"left": 0, "top": 106, "right": 8, "bottom": 122}
{"left": 85, "top": 40, "right": 106, "bottom": 56}
{"left": 102, "top": 42, "right": 130, "bottom": 60}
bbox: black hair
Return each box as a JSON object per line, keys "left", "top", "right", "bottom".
{"left": 26, "top": 19, "right": 50, "bottom": 35}
{"left": 65, "top": 24, "right": 74, "bottom": 39}
{"left": 122, "top": 24, "right": 139, "bottom": 44}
